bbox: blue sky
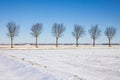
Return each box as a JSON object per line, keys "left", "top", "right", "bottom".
{"left": 0, "top": 0, "right": 120, "bottom": 44}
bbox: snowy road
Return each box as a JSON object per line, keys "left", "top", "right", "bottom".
{"left": 0, "top": 55, "right": 21, "bottom": 80}
{"left": 0, "top": 48, "right": 120, "bottom": 80}
{"left": 0, "top": 54, "right": 62, "bottom": 80}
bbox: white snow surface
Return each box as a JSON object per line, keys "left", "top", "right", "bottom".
{"left": 0, "top": 48, "right": 120, "bottom": 80}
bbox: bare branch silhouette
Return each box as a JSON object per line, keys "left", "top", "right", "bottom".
{"left": 72, "top": 25, "right": 85, "bottom": 47}
{"left": 104, "top": 27, "right": 116, "bottom": 47}
{"left": 89, "top": 25, "right": 101, "bottom": 47}
{"left": 52, "top": 23, "right": 65, "bottom": 47}
{"left": 31, "top": 23, "right": 42, "bottom": 48}
{"left": 7, "top": 22, "right": 19, "bottom": 48}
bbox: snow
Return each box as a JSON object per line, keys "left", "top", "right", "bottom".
{"left": 0, "top": 54, "right": 62, "bottom": 80}
{"left": 0, "top": 48, "right": 120, "bottom": 80}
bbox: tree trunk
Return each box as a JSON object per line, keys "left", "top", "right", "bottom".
{"left": 109, "top": 39, "right": 111, "bottom": 47}
{"left": 11, "top": 37, "right": 13, "bottom": 48}
{"left": 56, "top": 38, "right": 58, "bottom": 47}
{"left": 36, "top": 36, "right": 38, "bottom": 48}
{"left": 76, "top": 38, "right": 78, "bottom": 47}
{"left": 93, "top": 39, "right": 95, "bottom": 47}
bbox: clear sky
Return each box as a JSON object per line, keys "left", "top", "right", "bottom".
{"left": 0, "top": 0, "right": 120, "bottom": 44}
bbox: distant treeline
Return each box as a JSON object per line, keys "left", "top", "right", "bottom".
{"left": 0, "top": 43, "right": 120, "bottom": 45}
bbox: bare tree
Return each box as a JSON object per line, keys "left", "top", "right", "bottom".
{"left": 52, "top": 23, "right": 65, "bottom": 47}
{"left": 104, "top": 27, "right": 116, "bottom": 47}
{"left": 7, "top": 22, "right": 19, "bottom": 48}
{"left": 89, "top": 25, "right": 101, "bottom": 47}
{"left": 72, "top": 25, "right": 85, "bottom": 47}
{"left": 31, "top": 23, "right": 42, "bottom": 48}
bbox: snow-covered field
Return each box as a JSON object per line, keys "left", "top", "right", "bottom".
{"left": 0, "top": 47, "right": 120, "bottom": 80}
